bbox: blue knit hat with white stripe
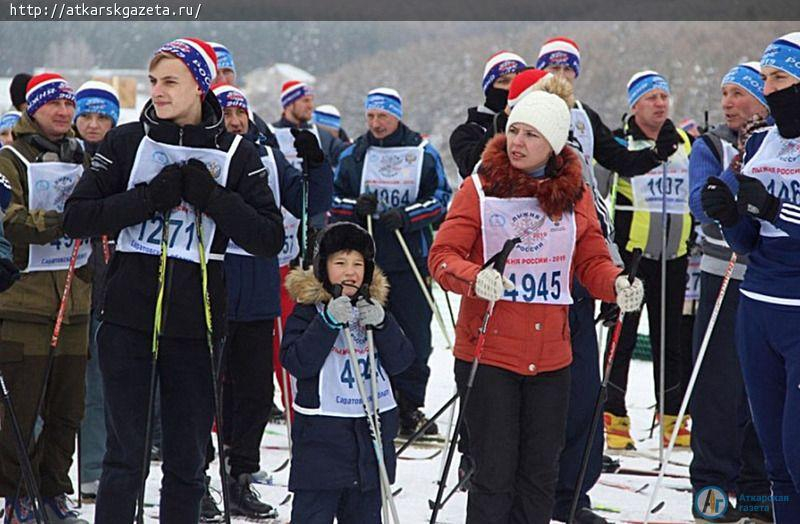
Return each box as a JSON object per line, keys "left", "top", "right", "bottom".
{"left": 313, "top": 104, "right": 341, "bottom": 130}
{"left": 209, "top": 42, "right": 236, "bottom": 74}
{"left": 75, "top": 80, "right": 120, "bottom": 126}
{"left": 721, "top": 62, "right": 767, "bottom": 109}
{"left": 627, "top": 70, "right": 670, "bottom": 108}
{"left": 761, "top": 32, "right": 800, "bottom": 81}
{"left": 365, "top": 88, "right": 402, "bottom": 120}
{"left": 0, "top": 111, "right": 21, "bottom": 132}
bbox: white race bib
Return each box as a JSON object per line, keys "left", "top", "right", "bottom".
{"left": 5, "top": 146, "right": 92, "bottom": 272}
{"left": 741, "top": 126, "right": 800, "bottom": 238}
{"left": 571, "top": 102, "right": 595, "bottom": 171}
{"left": 473, "top": 174, "right": 575, "bottom": 305}
{"left": 225, "top": 148, "right": 300, "bottom": 266}
{"left": 270, "top": 124, "right": 321, "bottom": 171}
{"left": 626, "top": 134, "right": 690, "bottom": 214}
{"left": 293, "top": 304, "right": 396, "bottom": 418}
{"left": 630, "top": 164, "right": 690, "bottom": 214}
{"left": 360, "top": 143, "right": 425, "bottom": 214}
{"left": 116, "top": 135, "right": 240, "bottom": 264}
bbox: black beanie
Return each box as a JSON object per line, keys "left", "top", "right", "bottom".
{"left": 10, "top": 73, "right": 32, "bottom": 111}
{"left": 313, "top": 222, "right": 375, "bottom": 295}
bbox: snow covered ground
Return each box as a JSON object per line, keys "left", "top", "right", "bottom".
{"left": 67, "top": 284, "right": 694, "bottom": 523}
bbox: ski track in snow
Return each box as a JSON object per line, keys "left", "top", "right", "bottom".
{"left": 68, "top": 286, "right": 694, "bottom": 522}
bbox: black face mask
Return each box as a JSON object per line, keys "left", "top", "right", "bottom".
{"left": 484, "top": 85, "right": 509, "bottom": 114}
{"left": 766, "top": 82, "right": 800, "bottom": 139}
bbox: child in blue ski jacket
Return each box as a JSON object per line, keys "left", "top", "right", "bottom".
{"left": 280, "top": 221, "right": 414, "bottom": 523}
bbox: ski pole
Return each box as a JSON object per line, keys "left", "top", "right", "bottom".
{"left": 14, "top": 239, "right": 83, "bottom": 522}
{"left": 1, "top": 370, "right": 46, "bottom": 524}
{"left": 393, "top": 230, "right": 452, "bottom": 349}
{"left": 195, "top": 210, "right": 233, "bottom": 524}
{"left": 658, "top": 161, "right": 668, "bottom": 466}
{"left": 643, "top": 254, "right": 737, "bottom": 524}
{"left": 137, "top": 214, "right": 170, "bottom": 524}
{"left": 293, "top": 128, "right": 311, "bottom": 269}
{"left": 367, "top": 213, "right": 373, "bottom": 237}
{"left": 273, "top": 317, "right": 292, "bottom": 474}
{"left": 101, "top": 235, "right": 111, "bottom": 264}
{"left": 365, "top": 315, "right": 388, "bottom": 523}
{"left": 76, "top": 429, "right": 82, "bottom": 508}
{"left": 567, "top": 248, "right": 643, "bottom": 524}
{"left": 429, "top": 237, "right": 521, "bottom": 523}
{"left": 334, "top": 285, "right": 401, "bottom": 523}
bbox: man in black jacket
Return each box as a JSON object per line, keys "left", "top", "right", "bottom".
{"left": 63, "top": 38, "right": 284, "bottom": 524}
{"left": 449, "top": 51, "right": 526, "bottom": 178}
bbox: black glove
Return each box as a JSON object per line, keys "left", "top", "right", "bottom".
{"left": 0, "top": 258, "right": 20, "bottom": 293}
{"left": 736, "top": 174, "right": 780, "bottom": 222}
{"left": 596, "top": 301, "right": 619, "bottom": 327}
{"left": 654, "top": 119, "right": 680, "bottom": 161}
{"left": 701, "top": 176, "right": 739, "bottom": 227}
{"left": 182, "top": 159, "right": 219, "bottom": 211}
{"left": 355, "top": 193, "right": 378, "bottom": 218}
{"left": 291, "top": 128, "right": 325, "bottom": 168}
{"left": 144, "top": 164, "right": 182, "bottom": 214}
{"left": 379, "top": 207, "right": 406, "bottom": 231}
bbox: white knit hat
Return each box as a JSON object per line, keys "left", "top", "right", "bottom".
{"left": 505, "top": 91, "right": 571, "bottom": 154}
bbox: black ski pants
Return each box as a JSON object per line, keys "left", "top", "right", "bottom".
{"left": 689, "top": 271, "right": 769, "bottom": 498}
{"left": 455, "top": 360, "right": 570, "bottom": 524}
{"left": 605, "top": 252, "right": 688, "bottom": 416}
{"left": 95, "top": 322, "right": 213, "bottom": 524}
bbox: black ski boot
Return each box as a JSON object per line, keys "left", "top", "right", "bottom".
{"left": 229, "top": 473, "right": 278, "bottom": 519}
{"left": 199, "top": 475, "right": 223, "bottom": 523}
{"left": 399, "top": 408, "right": 439, "bottom": 438}
{"left": 601, "top": 454, "right": 620, "bottom": 473}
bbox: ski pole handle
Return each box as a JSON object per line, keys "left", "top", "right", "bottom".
{"left": 627, "top": 248, "right": 643, "bottom": 284}
{"left": 481, "top": 237, "right": 522, "bottom": 274}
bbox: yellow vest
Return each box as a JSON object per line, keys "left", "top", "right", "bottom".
{"left": 614, "top": 127, "right": 692, "bottom": 259}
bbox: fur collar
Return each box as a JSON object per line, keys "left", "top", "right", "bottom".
{"left": 478, "top": 134, "right": 585, "bottom": 217}
{"left": 285, "top": 266, "right": 390, "bottom": 306}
